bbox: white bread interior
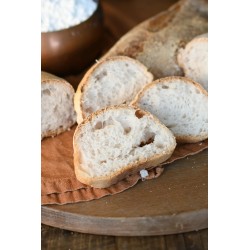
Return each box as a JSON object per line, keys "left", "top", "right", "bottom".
{"left": 177, "top": 33, "right": 208, "bottom": 90}
{"left": 74, "top": 56, "right": 153, "bottom": 124}
{"left": 132, "top": 76, "right": 208, "bottom": 143}
{"left": 41, "top": 72, "right": 76, "bottom": 139}
{"left": 73, "top": 106, "right": 176, "bottom": 188}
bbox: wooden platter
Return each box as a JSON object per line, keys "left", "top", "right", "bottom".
{"left": 41, "top": 0, "right": 208, "bottom": 236}
{"left": 42, "top": 149, "right": 207, "bottom": 236}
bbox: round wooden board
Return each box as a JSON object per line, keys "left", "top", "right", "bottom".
{"left": 42, "top": 149, "right": 208, "bottom": 236}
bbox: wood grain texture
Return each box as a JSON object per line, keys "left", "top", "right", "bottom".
{"left": 164, "top": 234, "right": 186, "bottom": 250}
{"left": 183, "top": 231, "right": 204, "bottom": 250}
{"left": 41, "top": 224, "right": 208, "bottom": 250}
{"left": 42, "top": 150, "right": 207, "bottom": 236}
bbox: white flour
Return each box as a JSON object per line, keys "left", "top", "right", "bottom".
{"left": 41, "top": 0, "right": 97, "bottom": 32}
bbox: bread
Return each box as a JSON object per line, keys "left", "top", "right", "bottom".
{"left": 41, "top": 71, "right": 76, "bottom": 139}
{"left": 103, "top": 0, "right": 208, "bottom": 78}
{"left": 177, "top": 33, "right": 208, "bottom": 90}
{"left": 73, "top": 106, "right": 176, "bottom": 188}
{"left": 132, "top": 76, "right": 208, "bottom": 143}
{"left": 74, "top": 56, "right": 153, "bottom": 124}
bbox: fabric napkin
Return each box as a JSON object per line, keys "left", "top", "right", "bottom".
{"left": 41, "top": 126, "right": 207, "bottom": 205}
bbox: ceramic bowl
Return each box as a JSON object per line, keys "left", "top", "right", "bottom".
{"left": 41, "top": 0, "right": 104, "bottom": 76}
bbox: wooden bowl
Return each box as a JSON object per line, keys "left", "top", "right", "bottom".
{"left": 41, "top": 0, "right": 104, "bottom": 76}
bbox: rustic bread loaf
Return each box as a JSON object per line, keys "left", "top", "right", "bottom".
{"left": 103, "top": 0, "right": 208, "bottom": 78}
{"left": 73, "top": 106, "right": 176, "bottom": 188}
{"left": 177, "top": 33, "right": 208, "bottom": 90}
{"left": 74, "top": 56, "right": 153, "bottom": 124}
{"left": 132, "top": 76, "right": 208, "bottom": 143}
{"left": 41, "top": 71, "right": 76, "bottom": 139}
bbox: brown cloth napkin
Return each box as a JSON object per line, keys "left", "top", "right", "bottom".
{"left": 42, "top": 126, "right": 207, "bottom": 205}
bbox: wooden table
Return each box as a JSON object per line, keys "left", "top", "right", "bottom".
{"left": 42, "top": 224, "right": 207, "bottom": 249}
{"left": 41, "top": 0, "right": 208, "bottom": 249}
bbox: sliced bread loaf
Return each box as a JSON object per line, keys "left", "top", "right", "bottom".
{"left": 103, "top": 0, "right": 208, "bottom": 78}
{"left": 41, "top": 71, "right": 76, "bottom": 139}
{"left": 132, "top": 76, "right": 208, "bottom": 143}
{"left": 177, "top": 33, "right": 208, "bottom": 90}
{"left": 74, "top": 56, "right": 153, "bottom": 124}
{"left": 73, "top": 106, "right": 176, "bottom": 188}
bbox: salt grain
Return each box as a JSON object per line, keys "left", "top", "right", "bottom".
{"left": 41, "top": 0, "right": 97, "bottom": 32}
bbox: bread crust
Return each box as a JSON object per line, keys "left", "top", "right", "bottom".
{"left": 41, "top": 126, "right": 72, "bottom": 140}
{"left": 102, "top": 0, "right": 208, "bottom": 78}
{"left": 132, "top": 76, "right": 208, "bottom": 102}
{"left": 41, "top": 71, "right": 76, "bottom": 140}
{"left": 73, "top": 106, "right": 176, "bottom": 188}
{"left": 131, "top": 76, "right": 208, "bottom": 143}
{"left": 41, "top": 72, "right": 75, "bottom": 92}
{"left": 74, "top": 56, "right": 154, "bottom": 124}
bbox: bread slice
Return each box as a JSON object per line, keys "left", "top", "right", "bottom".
{"left": 73, "top": 106, "right": 176, "bottom": 188}
{"left": 177, "top": 33, "right": 208, "bottom": 90}
{"left": 132, "top": 76, "right": 208, "bottom": 143}
{"left": 74, "top": 56, "right": 153, "bottom": 124}
{"left": 41, "top": 71, "right": 76, "bottom": 139}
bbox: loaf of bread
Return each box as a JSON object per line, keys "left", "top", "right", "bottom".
{"left": 103, "top": 0, "right": 208, "bottom": 78}
{"left": 73, "top": 106, "right": 176, "bottom": 188}
{"left": 41, "top": 71, "right": 76, "bottom": 139}
{"left": 74, "top": 56, "right": 153, "bottom": 124}
{"left": 132, "top": 76, "right": 208, "bottom": 143}
{"left": 177, "top": 33, "right": 208, "bottom": 90}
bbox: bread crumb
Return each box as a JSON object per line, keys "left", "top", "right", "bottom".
{"left": 140, "top": 169, "right": 149, "bottom": 180}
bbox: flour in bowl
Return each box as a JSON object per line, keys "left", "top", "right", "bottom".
{"left": 41, "top": 0, "right": 98, "bottom": 32}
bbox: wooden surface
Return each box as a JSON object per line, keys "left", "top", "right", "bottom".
{"left": 42, "top": 149, "right": 207, "bottom": 236}
{"left": 42, "top": 224, "right": 207, "bottom": 250}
